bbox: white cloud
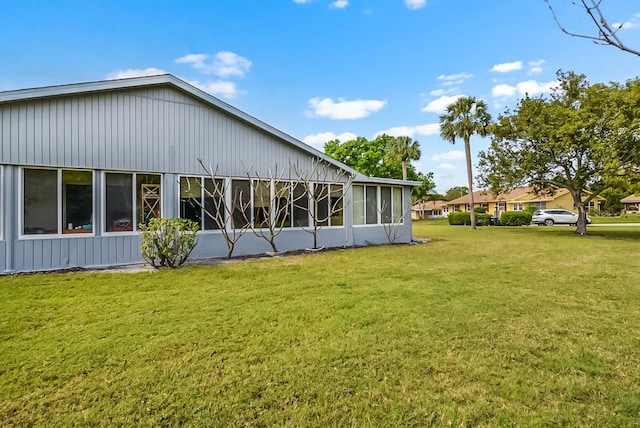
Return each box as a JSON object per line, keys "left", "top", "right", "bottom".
{"left": 106, "top": 67, "right": 167, "bottom": 79}
{"left": 431, "top": 150, "right": 465, "bottom": 161}
{"left": 429, "top": 89, "right": 445, "bottom": 97}
{"left": 516, "top": 80, "right": 559, "bottom": 95}
{"left": 330, "top": 0, "right": 348, "bottom": 8}
{"left": 422, "top": 94, "right": 464, "bottom": 113}
{"left": 293, "top": 0, "right": 310, "bottom": 3}
{"left": 437, "top": 73, "right": 472, "bottom": 82}
{"left": 613, "top": 21, "right": 638, "bottom": 29}
{"left": 375, "top": 123, "right": 440, "bottom": 139}
{"left": 491, "top": 79, "right": 558, "bottom": 99}
{"left": 188, "top": 80, "right": 242, "bottom": 99}
{"left": 438, "top": 162, "right": 457, "bottom": 170}
{"left": 492, "top": 84, "right": 517, "bottom": 97}
{"left": 306, "top": 97, "right": 387, "bottom": 119}
{"left": 528, "top": 59, "right": 545, "bottom": 75}
{"left": 405, "top": 0, "right": 426, "bottom": 10}
{"left": 490, "top": 61, "right": 522, "bottom": 73}
{"left": 175, "top": 51, "right": 252, "bottom": 78}
{"left": 303, "top": 132, "right": 358, "bottom": 151}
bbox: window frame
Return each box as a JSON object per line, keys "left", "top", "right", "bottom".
{"left": 20, "top": 167, "right": 95, "bottom": 239}
{"left": 353, "top": 184, "right": 404, "bottom": 227}
{"left": 102, "top": 171, "right": 162, "bottom": 235}
{"left": 178, "top": 175, "right": 223, "bottom": 232}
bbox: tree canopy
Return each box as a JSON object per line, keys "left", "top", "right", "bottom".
{"left": 324, "top": 134, "right": 435, "bottom": 201}
{"left": 324, "top": 135, "right": 408, "bottom": 180}
{"left": 444, "top": 186, "right": 469, "bottom": 201}
{"left": 478, "top": 70, "right": 640, "bottom": 234}
{"left": 384, "top": 136, "right": 421, "bottom": 181}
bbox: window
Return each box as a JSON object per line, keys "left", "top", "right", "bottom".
{"left": 292, "top": 183, "right": 309, "bottom": 227}
{"left": 104, "top": 172, "right": 161, "bottom": 233}
{"left": 380, "top": 186, "right": 392, "bottom": 223}
{"left": 528, "top": 202, "right": 546, "bottom": 210}
{"left": 513, "top": 203, "right": 524, "bottom": 211}
{"left": 253, "top": 180, "right": 271, "bottom": 228}
{"left": 23, "top": 168, "right": 93, "bottom": 236}
{"left": 365, "top": 186, "right": 378, "bottom": 224}
{"left": 274, "top": 181, "right": 292, "bottom": 227}
{"left": 353, "top": 185, "right": 403, "bottom": 225}
{"left": 353, "top": 185, "right": 365, "bottom": 225}
{"left": 179, "top": 177, "right": 222, "bottom": 230}
{"left": 313, "top": 184, "right": 329, "bottom": 227}
{"left": 329, "top": 184, "right": 344, "bottom": 226}
{"left": 392, "top": 187, "right": 403, "bottom": 223}
{"left": 232, "top": 179, "right": 251, "bottom": 229}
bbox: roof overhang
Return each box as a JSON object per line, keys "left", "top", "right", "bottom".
{"left": 0, "top": 74, "right": 418, "bottom": 187}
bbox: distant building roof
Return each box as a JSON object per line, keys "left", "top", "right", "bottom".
{"left": 621, "top": 195, "right": 640, "bottom": 203}
{"left": 412, "top": 200, "right": 447, "bottom": 211}
{"left": 447, "top": 187, "right": 533, "bottom": 204}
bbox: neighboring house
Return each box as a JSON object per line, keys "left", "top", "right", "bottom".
{"left": 446, "top": 187, "right": 605, "bottom": 217}
{"left": 0, "top": 74, "right": 418, "bottom": 273}
{"left": 412, "top": 200, "right": 448, "bottom": 219}
{"left": 621, "top": 195, "right": 640, "bottom": 212}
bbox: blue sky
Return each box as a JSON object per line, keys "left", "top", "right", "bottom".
{"left": 1, "top": 0, "right": 639, "bottom": 192}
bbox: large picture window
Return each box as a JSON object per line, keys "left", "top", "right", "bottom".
{"left": 23, "top": 168, "right": 93, "bottom": 236}
{"left": 104, "top": 172, "right": 161, "bottom": 233}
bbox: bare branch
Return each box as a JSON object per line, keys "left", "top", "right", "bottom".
{"left": 545, "top": 0, "right": 640, "bottom": 56}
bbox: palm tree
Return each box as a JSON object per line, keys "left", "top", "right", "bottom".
{"left": 385, "top": 136, "right": 421, "bottom": 181}
{"left": 439, "top": 96, "right": 492, "bottom": 230}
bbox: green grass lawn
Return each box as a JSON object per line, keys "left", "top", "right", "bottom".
{"left": 2, "top": 223, "right": 640, "bottom": 426}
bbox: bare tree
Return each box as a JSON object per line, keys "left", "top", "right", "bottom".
{"left": 243, "top": 166, "right": 298, "bottom": 254}
{"left": 291, "top": 157, "right": 354, "bottom": 250}
{"left": 193, "top": 159, "right": 252, "bottom": 259}
{"left": 545, "top": 0, "right": 640, "bottom": 57}
{"left": 376, "top": 197, "right": 412, "bottom": 244}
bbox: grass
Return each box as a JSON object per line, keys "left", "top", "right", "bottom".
{"left": 2, "top": 222, "right": 640, "bottom": 426}
{"left": 591, "top": 214, "right": 640, "bottom": 224}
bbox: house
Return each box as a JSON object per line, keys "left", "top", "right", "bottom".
{"left": 446, "top": 187, "right": 605, "bottom": 217}
{"left": 411, "top": 200, "right": 448, "bottom": 219}
{"left": 0, "top": 74, "right": 418, "bottom": 273}
{"left": 621, "top": 195, "right": 640, "bottom": 213}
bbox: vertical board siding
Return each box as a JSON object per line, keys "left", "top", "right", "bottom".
{"left": 0, "top": 82, "right": 383, "bottom": 273}
{"left": 12, "top": 236, "right": 144, "bottom": 272}
{"left": 0, "top": 242, "right": 5, "bottom": 272}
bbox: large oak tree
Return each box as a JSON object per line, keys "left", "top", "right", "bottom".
{"left": 478, "top": 70, "right": 640, "bottom": 235}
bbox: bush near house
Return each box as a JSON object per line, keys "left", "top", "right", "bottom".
{"left": 500, "top": 211, "right": 533, "bottom": 226}
{"left": 140, "top": 217, "right": 199, "bottom": 268}
{"left": 448, "top": 211, "right": 493, "bottom": 225}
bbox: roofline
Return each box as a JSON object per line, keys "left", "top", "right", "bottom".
{"left": 0, "top": 74, "right": 418, "bottom": 187}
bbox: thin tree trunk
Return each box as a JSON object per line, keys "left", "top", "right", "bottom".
{"left": 402, "top": 160, "right": 407, "bottom": 181}
{"left": 464, "top": 138, "right": 476, "bottom": 230}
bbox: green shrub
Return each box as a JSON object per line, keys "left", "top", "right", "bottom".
{"left": 448, "top": 212, "right": 493, "bottom": 226}
{"left": 474, "top": 207, "right": 487, "bottom": 214}
{"left": 500, "top": 211, "right": 532, "bottom": 226}
{"left": 140, "top": 218, "right": 199, "bottom": 268}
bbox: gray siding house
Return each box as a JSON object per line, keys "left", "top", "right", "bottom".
{"left": 0, "top": 74, "right": 417, "bottom": 273}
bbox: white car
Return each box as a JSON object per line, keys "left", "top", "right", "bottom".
{"left": 532, "top": 209, "right": 591, "bottom": 226}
